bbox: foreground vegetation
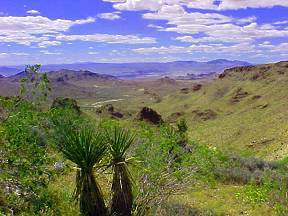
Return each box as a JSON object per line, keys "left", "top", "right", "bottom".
{"left": 1, "top": 95, "right": 288, "bottom": 215}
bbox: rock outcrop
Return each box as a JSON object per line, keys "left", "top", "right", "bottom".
{"left": 137, "top": 107, "right": 163, "bottom": 125}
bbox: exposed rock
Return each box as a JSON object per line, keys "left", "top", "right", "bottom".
{"left": 231, "top": 88, "right": 249, "bottom": 103}
{"left": 219, "top": 65, "right": 255, "bottom": 79}
{"left": 166, "top": 112, "right": 184, "bottom": 123}
{"left": 192, "top": 84, "right": 202, "bottom": 91}
{"left": 180, "top": 88, "right": 190, "bottom": 94}
{"left": 51, "top": 97, "right": 80, "bottom": 114}
{"left": 252, "top": 95, "right": 262, "bottom": 100}
{"left": 54, "top": 161, "right": 64, "bottom": 172}
{"left": 137, "top": 107, "right": 163, "bottom": 125}
{"left": 192, "top": 109, "right": 217, "bottom": 121}
{"left": 111, "top": 112, "right": 124, "bottom": 119}
{"left": 96, "top": 104, "right": 126, "bottom": 119}
{"left": 254, "top": 103, "right": 269, "bottom": 109}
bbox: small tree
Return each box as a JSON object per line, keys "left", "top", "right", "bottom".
{"left": 105, "top": 126, "right": 135, "bottom": 216}
{"left": 60, "top": 126, "right": 107, "bottom": 216}
{"left": 20, "top": 64, "right": 51, "bottom": 105}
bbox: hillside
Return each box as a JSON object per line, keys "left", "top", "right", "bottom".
{"left": 151, "top": 61, "right": 288, "bottom": 159}
{"left": 0, "top": 69, "right": 122, "bottom": 98}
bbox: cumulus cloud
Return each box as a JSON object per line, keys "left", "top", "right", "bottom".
{"left": 141, "top": 4, "right": 288, "bottom": 46}
{"left": 218, "top": 0, "right": 288, "bottom": 10}
{"left": 26, "top": 10, "right": 40, "bottom": 15}
{"left": 56, "top": 34, "right": 156, "bottom": 44}
{"left": 98, "top": 11, "right": 121, "bottom": 20}
{"left": 108, "top": 0, "right": 164, "bottom": 11}
{"left": 103, "top": 0, "right": 288, "bottom": 11}
{"left": 0, "top": 16, "right": 95, "bottom": 45}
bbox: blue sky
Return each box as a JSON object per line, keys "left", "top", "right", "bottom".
{"left": 0, "top": 0, "right": 287, "bottom": 65}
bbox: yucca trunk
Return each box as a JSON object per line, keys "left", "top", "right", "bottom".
{"left": 111, "top": 162, "right": 133, "bottom": 216}
{"left": 78, "top": 170, "right": 107, "bottom": 216}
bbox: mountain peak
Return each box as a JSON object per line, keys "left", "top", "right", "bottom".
{"left": 207, "top": 59, "right": 251, "bottom": 65}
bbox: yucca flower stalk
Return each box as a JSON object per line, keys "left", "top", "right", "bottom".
{"left": 105, "top": 126, "right": 135, "bottom": 216}
{"left": 61, "top": 126, "right": 107, "bottom": 216}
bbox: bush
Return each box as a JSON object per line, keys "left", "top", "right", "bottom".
{"left": 51, "top": 97, "right": 80, "bottom": 115}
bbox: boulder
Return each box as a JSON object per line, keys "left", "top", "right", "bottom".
{"left": 192, "top": 109, "right": 217, "bottom": 121}
{"left": 54, "top": 161, "right": 64, "bottom": 172}
{"left": 111, "top": 112, "right": 124, "bottom": 119}
{"left": 192, "top": 84, "right": 202, "bottom": 91}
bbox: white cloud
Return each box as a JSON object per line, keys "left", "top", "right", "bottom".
{"left": 0, "top": 52, "right": 30, "bottom": 57}
{"left": 111, "top": 0, "right": 164, "bottom": 11}
{"left": 142, "top": 4, "right": 288, "bottom": 45}
{"left": 0, "top": 16, "right": 95, "bottom": 34}
{"left": 0, "top": 52, "right": 8, "bottom": 57}
{"left": 273, "top": 20, "right": 288, "bottom": 25}
{"left": 147, "top": 24, "right": 164, "bottom": 29}
{"left": 88, "top": 51, "right": 99, "bottom": 55}
{"left": 40, "top": 50, "right": 61, "bottom": 55}
{"left": 56, "top": 33, "right": 156, "bottom": 44}
{"left": 98, "top": 11, "right": 121, "bottom": 20}
{"left": 236, "top": 16, "right": 257, "bottom": 24}
{"left": 103, "top": 0, "right": 288, "bottom": 11}
{"left": 38, "top": 40, "right": 62, "bottom": 48}
{"left": 0, "top": 16, "right": 95, "bottom": 46}
{"left": 218, "top": 0, "right": 288, "bottom": 10}
{"left": 11, "top": 52, "right": 30, "bottom": 56}
{"left": 26, "top": 9, "right": 40, "bottom": 15}
{"left": 133, "top": 42, "right": 255, "bottom": 55}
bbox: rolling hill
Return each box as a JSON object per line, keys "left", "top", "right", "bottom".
{"left": 151, "top": 61, "right": 288, "bottom": 159}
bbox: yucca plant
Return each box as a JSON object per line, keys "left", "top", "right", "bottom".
{"left": 60, "top": 126, "right": 107, "bottom": 216}
{"left": 105, "top": 126, "right": 135, "bottom": 216}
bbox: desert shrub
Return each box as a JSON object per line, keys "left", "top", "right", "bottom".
{"left": 51, "top": 97, "right": 81, "bottom": 115}
{"left": 0, "top": 98, "right": 55, "bottom": 214}
{"left": 214, "top": 154, "right": 280, "bottom": 185}
{"left": 159, "top": 203, "right": 217, "bottom": 216}
{"left": 130, "top": 122, "right": 199, "bottom": 215}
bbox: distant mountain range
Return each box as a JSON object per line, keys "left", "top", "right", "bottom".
{"left": 0, "top": 59, "right": 251, "bottom": 79}
{"left": 9, "top": 69, "right": 117, "bottom": 83}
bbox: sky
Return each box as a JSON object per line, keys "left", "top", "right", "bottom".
{"left": 0, "top": 0, "right": 288, "bottom": 65}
